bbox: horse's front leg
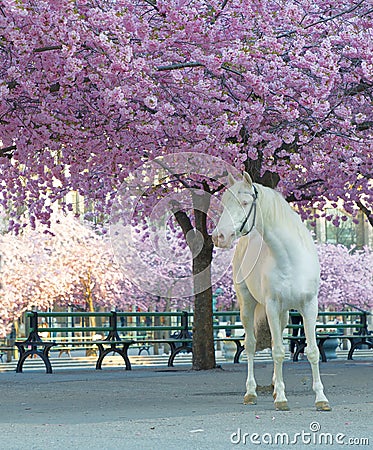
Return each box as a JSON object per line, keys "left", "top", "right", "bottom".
{"left": 237, "top": 290, "right": 258, "bottom": 405}
{"left": 243, "top": 325, "right": 257, "bottom": 405}
{"left": 301, "top": 301, "right": 331, "bottom": 411}
{"left": 266, "top": 301, "right": 289, "bottom": 411}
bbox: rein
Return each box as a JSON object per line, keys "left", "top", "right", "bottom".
{"left": 239, "top": 185, "right": 258, "bottom": 236}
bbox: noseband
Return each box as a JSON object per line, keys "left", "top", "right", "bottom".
{"left": 239, "top": 185, "right": 258, "bottom": 236}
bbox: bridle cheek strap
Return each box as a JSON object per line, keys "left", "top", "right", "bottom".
{"left": 239, "top": 186, "right": 258, "bottom": 236}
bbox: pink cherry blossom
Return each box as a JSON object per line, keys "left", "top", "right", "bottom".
{"left": 0, "top": 1, "right": 372, "bottom": 368}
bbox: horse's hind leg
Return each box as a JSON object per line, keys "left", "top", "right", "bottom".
{"left": 266, "top": 301, "right": 289, "bottom": 411}
{"left": 301, "top": 301, "right": 331, "bottom": 411}
{"left": 237, "top": 285, "right": 258, "bottom": 405}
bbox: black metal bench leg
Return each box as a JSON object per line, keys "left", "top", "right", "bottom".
{"left": 233, "top": 340, "right": 244, "bottom": 364}
{"left": 118, "top": 343, "right": 132, "bottom": 370}
{"left": 138, "top": 346, "right": 150, "bottom": 355}
{"left": 16, "top": 349, "right": 28, "bottom": 373}
{"left": 16, "top": 348, "right": 53, "bottom": 374}
{"left": 95, "top": 344, "right": 132, "bottom": 370}
{"left": 348, "top": 343, "right": 357, "bottom": 360}
{"left": 39, "top": 350, "right": 53, "bottom": 374}
{"left": 317, "top": 338, "right": 327, "bottom": 362}
{"left": 348, "top": 338, "right": 373, "bottom": 360}
{"left": 293, "top": 340, "right": 306, "bottom": 362}
{"left": 168, "top": 343, "right": 192, "bottom": 367}
{"left": 96, "top": 344, "right": 106, "bottom": 369}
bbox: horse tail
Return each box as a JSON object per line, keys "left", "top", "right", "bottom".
{"left": 254, "top": 303, "right": 272, "bottom": 351}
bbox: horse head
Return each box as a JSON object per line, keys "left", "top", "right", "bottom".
{"left": 212, "top": 172, "right": 258, "bottom": 248}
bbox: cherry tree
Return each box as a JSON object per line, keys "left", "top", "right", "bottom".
{"left": 0, "top": 210, "right": 200, "bottom": 336}
{"left": 1, "top": 0, "right": 372, "bottom": 367}
{"left": 317, "top": 243, "right": 373, "bottom": 310}
{"left": 0, "top": 212, "right": 127, "bottom": 336}
{"left": 48, "top": 216, "right": 124, "bottom": 312}
{"left": 1, "top": 1, "right": 371, "bottom": 220}
{"left": 0, "top": 221, "right": 64, "bottom": 336}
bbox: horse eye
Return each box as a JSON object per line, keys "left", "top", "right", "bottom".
{"left": 242, "top": 201, "right": 249, "bottom": 207}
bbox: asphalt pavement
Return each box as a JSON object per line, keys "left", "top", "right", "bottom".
{"left": 0, "top": 359, "right": 372, "bottom": 449}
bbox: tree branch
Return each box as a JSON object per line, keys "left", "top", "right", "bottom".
{"left": 221, "top": 63, "right": 244, "bottom": 78}
{"left": 346, "top": 81, "right": 372, "bottom": 96}
{"left": 356, "top": 200, "right": 373, "bottom": 227}
{"left": 157, "top": 61, "right": 205, "bottom": 71}
{"left": 151, "top": 156, "right": 194, "bottom": 190}
{"left": 304, "top": 0, "right": 366, "bottom": 30}
{"left": 285, "top": 179, "right": 325, "bottom": 202}
{"left": 221, "top": 0, "right": 229, "bottom": 9}
{"left": 157, "top": 61, "right": 244, "bottom": 79}
{"left": 0, "top": 145, "right": 15, "bottom": 159}
{"left": 213, "top": 0, "right": 230, "bottom": 23}
{"left": 142, "top": 0, "right": 160, "bottom": 13}
{"left": 356, "top": 121, "right": 373, "bottom": 131}
{"left": 277, "top": 0, "right": 366, "bottom": 38}
{"left": 33, "top": 45, "right": 63, "bottom": 53}
{"left": 169, "top": 200, "right": 194, "bottom": 239}
{"left": 361, "top": 7, "right": 373, "bottom": 17}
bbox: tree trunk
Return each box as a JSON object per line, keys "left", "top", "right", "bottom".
{"left": 191, "top": 191, "right": 216, "bottom": 370}
{"left": 84, "top": 271, "right": 97, "bottom": 356}
{"left": 171, "top": 188, "right": 217, "bottom": 370}
{"left": 192, "top": 239, "right": 216, "bottom": 370}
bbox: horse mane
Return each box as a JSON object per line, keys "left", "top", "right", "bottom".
{"left": 254, "top": 183, "right": 315, "bottom": 249}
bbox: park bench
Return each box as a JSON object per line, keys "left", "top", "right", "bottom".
{"left": 211, "top": 311, "right": 245, "bottom": 363}
{"left": 15, "top": 311, "right": 135, "bottom": 373}
{"left": 130, "top": 311, "right": 246, "bottom": 366}
{"left": 286, "top": 308, "right": 373, "bottom": 362}
{"left": 15, "top": 310, "right": 197, "bottom": 373}
{"left": 14, "top": 307, "right": 372, "bottom": 373}
{"left": 213, "top": 309, "right": 372, "bottom": 363}
{"left": 118, "top": 311, "right": 194, "bottom": 367}
{"left": 15, "top": 310, "right": 245, "bottom": 372}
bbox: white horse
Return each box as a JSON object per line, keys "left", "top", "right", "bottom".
{"left": 212, "top": 172, "right": 331, "bottom": 411}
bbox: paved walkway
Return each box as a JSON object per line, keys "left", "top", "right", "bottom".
{"left": 0, "top": 360, "right": 372, "bottom": 449}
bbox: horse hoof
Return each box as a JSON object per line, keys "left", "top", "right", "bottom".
{"left": 244, "top": 394, "right": 257, "bottom": 405}
{"left": 275, "top": 401, "right": 290, "bottom": 411}
{"left": 316, "top": 401, "right": 332, "bottom": 411}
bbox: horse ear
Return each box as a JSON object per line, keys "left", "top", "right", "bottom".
{"left": 243, "top": 172, "right": 253, "bottom": 187}
{"left": 228, "top": 173, "right": 236, "bottom": 186}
